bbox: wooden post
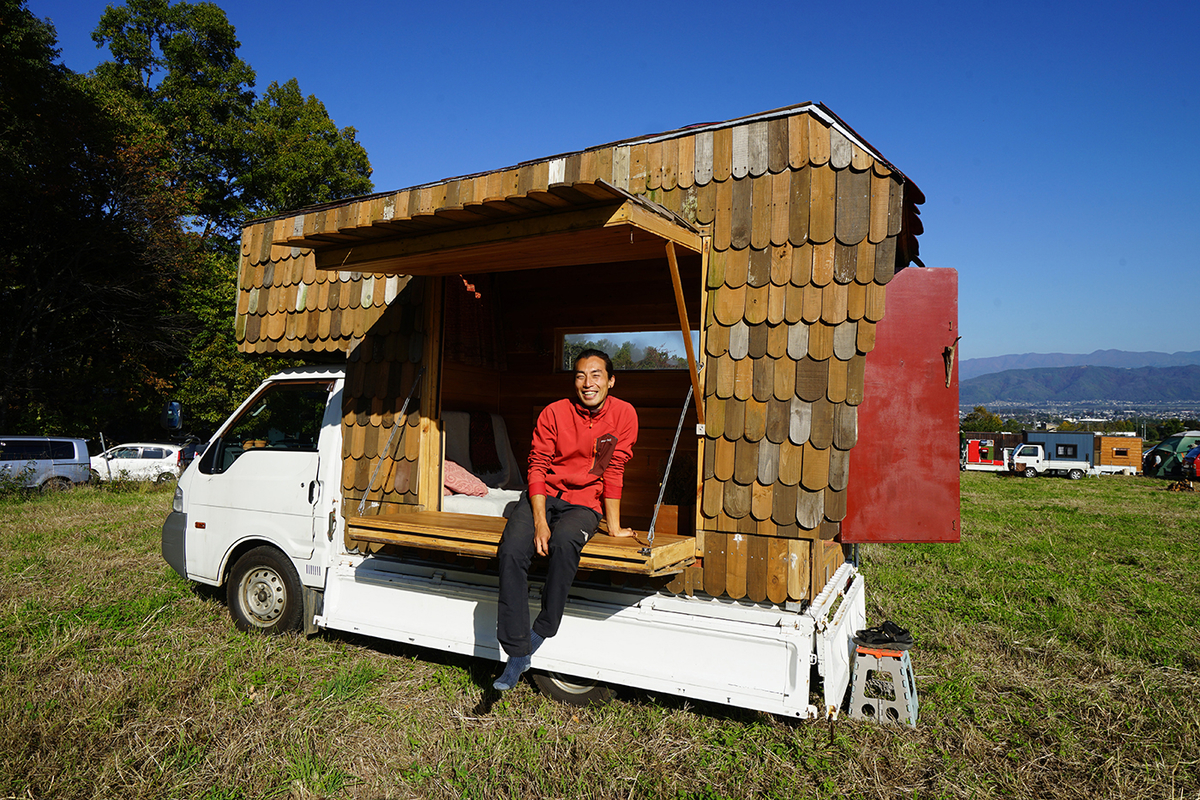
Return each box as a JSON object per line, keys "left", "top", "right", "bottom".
{"left": 666, "top": 240, "right": 704, "bottom": 426}
{"left": 416, "top": 276, "right": 444, "bottom": 511}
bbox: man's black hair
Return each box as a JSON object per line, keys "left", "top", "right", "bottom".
{"left": 573, "top": 348, "right": 613, "bottom": 378}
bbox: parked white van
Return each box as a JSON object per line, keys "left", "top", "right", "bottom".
{"left": 0, "top": 436, "right": 92, "bottom": 491}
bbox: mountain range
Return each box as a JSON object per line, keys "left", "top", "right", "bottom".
{"left": 960, "top": 364, "right": 1200, "bottom": 405}
{"left": 959, "top": 350, "right": 1200, "bottom": 381}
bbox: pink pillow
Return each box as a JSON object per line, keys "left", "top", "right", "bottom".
{"left": 444, "top": 460, "right": 489, "bottom": 496}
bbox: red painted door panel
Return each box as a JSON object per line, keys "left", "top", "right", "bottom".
{"left": 842, "top": 267, "right": 960, "bottom": 543}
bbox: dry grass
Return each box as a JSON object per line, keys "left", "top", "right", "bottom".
{"left": 0, "top": 475, "right": 1197, "bottom": 799}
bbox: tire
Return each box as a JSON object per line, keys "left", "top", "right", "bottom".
{"left": 531, "top": 671, "right": 614, "bottom": 707}
{"left": 1067, "top": 469, "right": 1083, "bottom": 480}
{"left": 40, "top": 477, "right": 72, "bottom": 493}
{"left": 155, "top": 471, "right": 175, "bottom": 484}
{"left": 227, "top": 546, "right": 303, "bottom": 634}
{"left": 1023, "top": 467, "right": 1037, "bottom": 478}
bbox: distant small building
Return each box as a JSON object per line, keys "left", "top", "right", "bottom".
{"left": 1094, "top": 435, "right": 1142, "bottom": 474}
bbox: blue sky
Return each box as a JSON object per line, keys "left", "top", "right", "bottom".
{"left": 29, "top": 0, "right": 1199, "bottom": 361}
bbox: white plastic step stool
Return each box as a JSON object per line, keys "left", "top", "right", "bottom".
{"left": 848, "top": 645, "right": 918, "bottom": 725}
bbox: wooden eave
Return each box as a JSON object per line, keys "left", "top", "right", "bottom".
{"left": 276, "top": 180, "right": 704, "bottom": 276}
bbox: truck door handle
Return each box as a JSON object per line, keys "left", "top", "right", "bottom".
{"left": 308, "top": 480, "right": 320, "bottom": 504}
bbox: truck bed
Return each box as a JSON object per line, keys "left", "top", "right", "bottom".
{"left": 346, "top": 510, "right": 697, "bottom": 577}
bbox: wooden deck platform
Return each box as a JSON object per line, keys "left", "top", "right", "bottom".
{"left": 346, "top": 510, "right": 697, "bottom": 577}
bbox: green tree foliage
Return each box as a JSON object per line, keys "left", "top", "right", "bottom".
{"left": 959, "top": 406, "right": 1004, "bottom": 432}
{"left": 92, "top": 0, "right": 255, "bottom": 238}
{"left": 0, "top": 0, "right": 197, "bottom": 434}
{"left": 88, "top": 0, "right": 373, "bottom": 431}
{"left": 0, "top": 0, "right": 374, "bottom": 438}
{"left": 91, "top": 0, "right": 372, "bottom": 243}
{"left": 239, "top": 79, "right": 374, "bottom": 219}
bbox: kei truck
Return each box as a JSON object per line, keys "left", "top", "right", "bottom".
{"left": 162, "top": 103, "right": 960, "bottom": 719}
{"left": 1009, "top": 430, "right": 1094, "bottom": 479}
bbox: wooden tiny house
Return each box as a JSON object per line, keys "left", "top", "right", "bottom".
{"left": 234, "top": 103, "right": 952, "bottom": 607}
{"left": 1094, "top": 434, "right": 1142, "bottom": 473}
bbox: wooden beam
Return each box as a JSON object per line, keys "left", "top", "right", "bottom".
{"left": 310, "top": 201, "right": 703, "bottom": 275}
{"left": 416, "top": 277, "right": 444, "bottom": 511}
{"left": 665, "top": 240, "right": 705, "bottom": 426}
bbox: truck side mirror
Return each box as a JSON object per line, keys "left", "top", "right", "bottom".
{"left": 161, "top": 401, "right": 182, "bottom": 432}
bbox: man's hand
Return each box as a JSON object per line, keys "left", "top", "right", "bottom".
{"left": 603, "top": 499, "right": 631, "bottom": 539}
{"left": 534, "top": 518, "right": 553, "bottom": 556}
{"left": 530, "top": 494, "right": 552, "bottom": 556}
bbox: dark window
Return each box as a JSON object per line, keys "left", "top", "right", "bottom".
{"left": 1056, "top": 444, "right": 1077, "bottom": 458}
{"left": 142, "top": 448, "right": 167, "bottom": 459}
{"left": 1114, "top": 448, "right": 1128, "bottom": 457}
{"left": 0, "top": 441, "right": 50, "bottom": 461}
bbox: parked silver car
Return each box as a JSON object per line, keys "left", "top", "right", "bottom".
{"left": 91, "top": 442, "right": 183, "bottom": 483}
{"left": 0, "top": 436, "right": 92, "bottom": 491}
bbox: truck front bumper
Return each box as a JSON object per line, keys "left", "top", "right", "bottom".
{"left": 161, "top": 511, "right": 187, "bottom": 579}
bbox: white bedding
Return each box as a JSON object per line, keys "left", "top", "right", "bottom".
{"left": 442, "top": 488, "right": 523, "bottom": 518}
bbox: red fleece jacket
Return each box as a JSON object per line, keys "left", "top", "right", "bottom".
{"left": 526, "top": 396, "right": 638, "bottom": 514}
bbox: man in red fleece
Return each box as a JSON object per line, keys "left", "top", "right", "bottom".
{"left": 493, "top": 349, "right": 638, "bottom": 690}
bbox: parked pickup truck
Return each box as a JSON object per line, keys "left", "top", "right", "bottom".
{"left": 1009, "top": 443, "right": 1090, "bottom": 479}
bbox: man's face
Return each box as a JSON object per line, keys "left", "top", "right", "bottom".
{"left": 574, "top": 356, "right": 614, "bottom": 410}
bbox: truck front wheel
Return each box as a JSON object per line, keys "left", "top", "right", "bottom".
{"left": 532, "top": 671, "right": 614, "bottom": 707}
{"left": 1023, "top": 467, "right": 1037, "bottom": 478}
{"left": 227, "top": 546, "right": 303, "bottom": 634}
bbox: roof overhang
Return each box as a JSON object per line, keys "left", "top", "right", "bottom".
{"left": 275, "top": 180, "right": 703, "bottom": 276}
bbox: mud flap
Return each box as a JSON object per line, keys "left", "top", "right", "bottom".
{"left": 806, "top": 562, "right": 866, "bottom": 718}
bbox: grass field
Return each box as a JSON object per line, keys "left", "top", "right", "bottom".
{"left": 1, "top": 473, "right": 1197, "bottom": 799}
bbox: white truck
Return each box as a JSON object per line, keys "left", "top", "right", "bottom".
{"left": 1008, "top": 443, "right": 1090, "bottom": 480}
{"left": 161, "top": 104, "right": 960, "bottom": 721}
{"left": 162, "top": 365, "right": 865, "bottom": 718}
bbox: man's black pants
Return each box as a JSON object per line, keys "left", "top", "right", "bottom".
{"left": 496, "top": 492, "right": 600, "bottom": 658}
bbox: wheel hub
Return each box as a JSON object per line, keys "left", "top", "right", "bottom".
{"left": 242, "top": 568, "right": 285, "bottom": 625}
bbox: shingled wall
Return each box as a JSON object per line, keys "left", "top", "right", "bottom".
{"left": 235, "top": 103, "right": 924, "bottom": 602}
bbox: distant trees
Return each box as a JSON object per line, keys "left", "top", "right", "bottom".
{"left": 960, "top": 406, "right": 1004, "bottom": 432}
{"left": 0, "top": 0, "right": 373, "bottom": 437}
{"left": 0, "top": 0, "right": 196, "bottom": 433}
{"left": 91, "top": 0, "right": 373, "bottom": 433}
{"left": 1146, "top": 418, "right": 1200, "bottom": 441}
{"left": 563, "top": 338, "right": 689, "bottom": 372}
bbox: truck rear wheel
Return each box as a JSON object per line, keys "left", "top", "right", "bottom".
{"left": 1023, "top": 467, "right": 1037, "bottom": 478}
{"left": 1068, "top": 469, "right": 1083, "bottom": 480}
{"left": 531, "top": 671, "right": 614, "bottom": 707}
{"left": 227, "top": 546, "right": 303, "bottom": 634}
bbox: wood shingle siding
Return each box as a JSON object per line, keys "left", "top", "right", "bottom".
{"left": 235, "top": 102, "right": 925, "bottom": 603}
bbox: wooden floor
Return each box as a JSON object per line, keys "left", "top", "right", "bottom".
{"left": 346, "top": 510, "right": 697, "bottom": 577}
